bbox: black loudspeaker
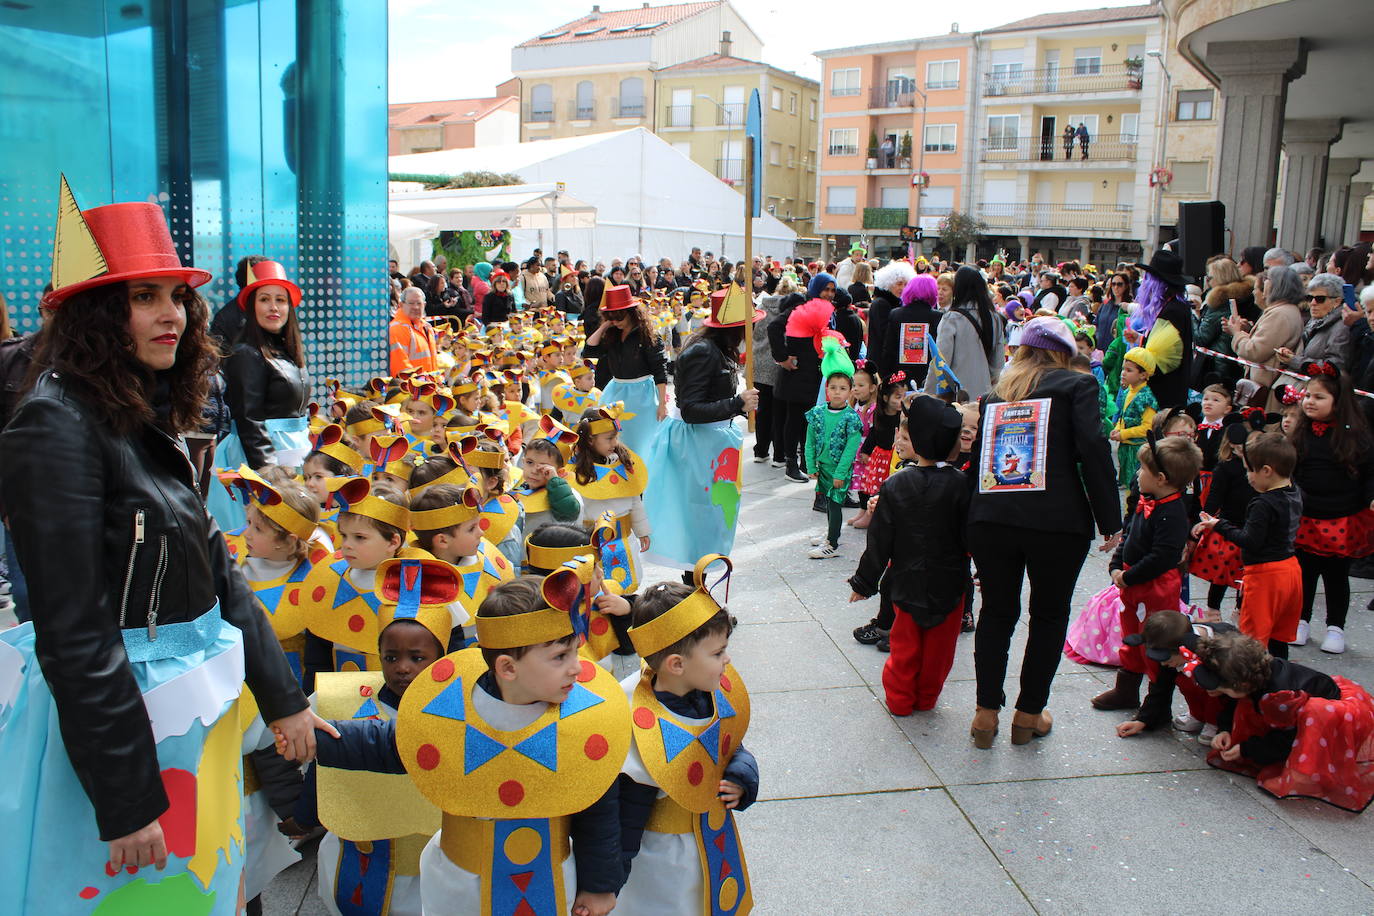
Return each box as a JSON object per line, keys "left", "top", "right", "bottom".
{"left": 1178, "top": 200, "right": 1225, "bottom": 279}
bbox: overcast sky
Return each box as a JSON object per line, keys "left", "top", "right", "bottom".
{"left": 388, "top": 0, "right": 1140, "bottom": 103}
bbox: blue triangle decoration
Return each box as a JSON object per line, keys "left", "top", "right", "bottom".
{"left": 512, "top": 722, "right": 558, "bottom": 771}
{"left": 362, "top": 591, "right": 382, "bottom": 613}
{"left": 715, "top": 690, "right": 736, "bottom": 720}
{"left": 421, "top": 678, "right": 467, "bottom": 722}
{"left": 461, "top": 569, "right": 483, "bottom": 598}
{"left": 464, "top": 725, "right": 507, "bottom": 773}
{"left": 481, "top": 553, "right": 503, "bottom": 578}
{"left": 697, "top": 720, "right": 721, "bottom": 764}
{"left": 353, "top": 697, "right": 381, "bottom": 719}
{"left": 257, "top": 584, "right": 286, "bottom": 613}
{"left": 333, "top": 573, "right": 362, "bottom": 609}
{"left": 658, "top": 718, "right": 696, "bottom": 763}
{"left": 559, "top": 683, "right": 604, "bottom": 720}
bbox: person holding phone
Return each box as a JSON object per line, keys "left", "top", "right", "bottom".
{"left": 1274, "top": 273, "right": 1351, "bottom": 378}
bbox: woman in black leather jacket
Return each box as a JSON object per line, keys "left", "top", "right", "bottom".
{"left": 643, "top": 286, "right": 760, "bottom": 566}
{"left": 0, "top": 195, "right": 326, "bottom": 891}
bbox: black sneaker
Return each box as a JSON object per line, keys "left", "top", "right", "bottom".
{"left": 784, "top": 467, "right": 809, "bottom": 483}
{"left": 853, "top": 620, "right": 888, "bottom": 645}
{"left": 876, "top": 636, "right": 890, "bottom": 652}
{"left": 812, "top": 493, "right": 827, "bottom": 513}
{"left": 842, "top": 494, "right": 863, "bottom": 509}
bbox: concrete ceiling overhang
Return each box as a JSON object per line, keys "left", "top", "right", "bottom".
{"left": 1175, "top": 0, "right": 1374, "bottom": 162}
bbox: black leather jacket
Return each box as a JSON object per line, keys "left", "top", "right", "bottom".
{"left": 224, "top": 342, "right": 311, "bottom": 468}
{"left": 0, "top": 371, "right": 308, "bottom": 840}
{"left": 674, "top": 338, "right": 744, "bottom": 424}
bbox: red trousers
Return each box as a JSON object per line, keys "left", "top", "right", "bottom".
{"left": 1177, "top": 673, "right": 1223, "bottom": 724}
{"left": 1239, "top": 558, "right": 1302, "bottom": 644}
{"left": 882, "top": 600, "right": 963, "bottom": 715}
{"left": 1117, "top": 568, "right": 1182, "bottom": 676}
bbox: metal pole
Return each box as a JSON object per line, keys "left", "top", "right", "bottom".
{"left": 1148, "top": 52, "right": 1172, "bottom": 254}
{"left": 912, "top": 85, "right": 927, "bottom": 258}
{"left": 550, "top": 188, "right": 559, "bottom": 261}
{"left": 743, "top": 134, "right": 756, "bottom": 432}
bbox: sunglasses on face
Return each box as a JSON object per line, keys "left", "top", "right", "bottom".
{"left": 1111, "top": 280, "right": 1126, "bottom": 287}
{"left": 1305, "top": 294, "right": 1332, "bottom": 304}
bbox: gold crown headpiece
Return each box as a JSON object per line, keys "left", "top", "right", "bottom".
{"left": 628, "top": 554, "right": 732, "bottom": 658}
{"left": 475, "top": 556, "right": 596, "bottom": 649}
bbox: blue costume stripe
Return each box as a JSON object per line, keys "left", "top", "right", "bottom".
{"left": 334, "top": 838, "right": 393, "bottom": 915}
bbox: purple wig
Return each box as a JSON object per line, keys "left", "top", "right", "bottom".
{"left": 1130, "top": 271, "right": 1185, "bottom": 336}
{"left": 901, "top": 274, "right": 939, "bottom": 306}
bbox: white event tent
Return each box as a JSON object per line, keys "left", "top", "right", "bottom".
{"left": 388, "top": 128, "right": 797, "bottom": 263}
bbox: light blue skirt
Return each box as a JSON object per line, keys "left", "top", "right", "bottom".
{"left": 206, "top": 415, "right": 311, "bottom": 532}
{"left": 643, "top": 417, "right": 743, "bottom": 568}
{"left": 601, "top": 375, "right": 660, "bottom": 457}
{"left": 0, "top": 605, "right": 247, "bottom": 914}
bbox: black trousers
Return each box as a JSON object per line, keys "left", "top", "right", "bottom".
{"left": 781, "top": 399, "right": 809, "bottom": 472}
{"left": 1298, "top": 549, "right": 1351, "bottom": 629}
{"left": 970, "top": 522, "right": 1090, "bottom": 714}
{"left": 753, "top": 383, "right": 777, "bottom": 460}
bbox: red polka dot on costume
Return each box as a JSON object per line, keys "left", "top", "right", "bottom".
{"left": 721, "top": 733, "right": 733, "bottom": 757}
{"left": 499, "top": 779, "right": 525, "bottom": 806}
{"left": 584, "top": 734, "right": 609, "bottom": 760}
{"left": 415, "top": 744, "right": 441, "bottom": 770}
{"left": 577, "top": 660, "right": 597, "bottom": 683}
{"left": 78, "top": 888, "right": 98, "bottom": 900}
{"left": 348, "top": 614, "right": 365, "bottom": 633}
{"left": 719, "top": 673, "right": 732, "bottom": 691}
{"left": 687, "top": 761, "right": 704, "bottom": 785}
{"left": 495, "top": 557, "right": 507, "bottom": 570}
{"left": 608, "top": 474, "right": 620, "bottom": 484}
{"left": 633, "top": 707, "right": 656, "bottom": 729}
{"left": 288, "top": 588, "right": 300, "bottom": 605}
{"left": 479, "top": 518, "right": 491, "bottom": 531}
{"left": 590, "top": 617, "right": 610, "bottom": 636}
{"left": 359, "top": 685, "right": 373, "bottom": 697}
{"left": 430, "top": 658, "right": 455, "bottom": 682}
{"left": 312, "top": 586, "right": 327, "bottom": 602}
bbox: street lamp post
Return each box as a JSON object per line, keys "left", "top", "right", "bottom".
{"left": 911, "top": 84, "right": 928, "bottom": 258}
{"left": 1146, "top": 49, "right": 1172, "bottom": 255}
{"left": 698, "top": 94, "right": 739, "bottom": 184}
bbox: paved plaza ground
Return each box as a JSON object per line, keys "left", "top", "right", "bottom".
{"left": 262, "top": 452, "right": 1374, "bottom": 915}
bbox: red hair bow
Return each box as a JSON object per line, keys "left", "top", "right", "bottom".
{"left": 1307, "top": 361, "right": 1338, "bottom": 377}
{"left": 1277, "top": 385, "right": 1302, "bottom": 406}
{"left": 889, "top": 370, "right": 908, "bottom": 385}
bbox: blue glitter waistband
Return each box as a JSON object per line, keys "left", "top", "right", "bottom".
{"left": 122, "top": 602, "right": 222, "bottom": 663}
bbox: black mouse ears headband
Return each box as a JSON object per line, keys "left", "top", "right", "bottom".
{"left": 1145, "top": 430, "right": 1169, "bottom": 484}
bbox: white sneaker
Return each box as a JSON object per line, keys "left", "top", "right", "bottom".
{"left": 809, "top": 544, "right": 840, "bottom": 560}
{"left": 770, "top": 460, "right": 786, "bottom": 468}
{"left": 751, "top": 455, "right": 766, "bottom": 463}
{"left": 1172, "top": 713, "right": 1203, "bottom": 733}
{"left": 810, "top": 533, "right": 829, "bottom": 546}
{"left": 1321, "top": 625, "right": 1346, "bottom": 654}
{"left": 1198, "top": 722, "right": 1218, "bottom": 745}
{"left": 1291, "top": 619, "right": 1310, "bottom": 646}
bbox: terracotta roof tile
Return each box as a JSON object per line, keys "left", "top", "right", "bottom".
{"left": 983, "top": 3, "right": 1158, "bottom": 34}
{"left": 516, "top": 1, "right": 719, "bottom": 48}
{"left": 656, "top": 52, "right": 763, "bottom": 72}
{"left": 389, "top": 97, "right": 515, "bottom": 128}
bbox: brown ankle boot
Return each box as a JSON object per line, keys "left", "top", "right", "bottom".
{"left": 1091, "top": 670, "right": 1144, "bottom": 711}
{"left": 970, "top": 706, "right": 999, "bottom": 749}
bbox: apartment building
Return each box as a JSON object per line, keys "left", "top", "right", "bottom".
{"left": 387, "top": 96, "right": 519, "bottom": 156}
{"left": 969, "top": 5, "right": 1162, "bottom": 264}
{"left": 655, "top": 53, "right": 819, "bottom": 237}
{"left": 815, "top": 31, "right": 976, "bottom": 258}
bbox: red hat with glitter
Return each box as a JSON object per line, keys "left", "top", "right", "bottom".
{"left": 237, "top": 259, "right": 303, "bottom": 310}
{"left": 43, "top": 174, "right": 212, "bottom": 308}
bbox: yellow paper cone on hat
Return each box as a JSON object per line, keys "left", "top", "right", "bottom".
{"left": 52, "top": 174, "right": 108, "bottom": 291}
{"left": 717, "top": 284, "right": 752, "bottom": 325}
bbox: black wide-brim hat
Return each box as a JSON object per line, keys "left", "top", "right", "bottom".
{"left": 1134, "top": 249, "right": 1190, "bottom": 288}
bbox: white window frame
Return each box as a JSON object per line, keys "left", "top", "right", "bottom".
{"left": 986, "top": 114, "right": 1020, "bottom": 150}
{"left": 826, "top": 185, "right": 857, "bottom": 214}
{"left": 923, "top": 123, "right": 957, "bottom": 153}
{"left": 827, "top": 127, "right": 859, "bottom": 157}
{"left": 771, "top": 87, "right": 782, "bottom": 110}
{"left": 1119, "top": 113, "right": 1140, "bottom": 144}
{"left": 1066, "top": 114, "right": 1099, "bottom": 136}
{"left": 809, "top": 99, "right": 817, "bottom": 119}
{"left": 789, "top": 92, "right": 797, "bottom": 114}
{"left": 769, "top": 142, "right": 782, "bottom": 166}
{"left": 1169, "top": 160, "right": 1210, "bottom": 195}
{"left": 879, "top": 186, "right": 908, "bottom": 209}
{"left": 925, "top": 59, "right": 959, "bottom": 91}
{"left": 1073, "top": 47, "right": 1102, "bottom": 75}
{"left": 1176, "top": 89, "right": 1214, "bottom": 121}
{"left": 830, "top": 67, "right": 860, "bottom": 97}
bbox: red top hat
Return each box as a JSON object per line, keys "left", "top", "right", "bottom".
{"left": 237, "top": 259, "right": 302, "bottom": 310}
{"left": 44, "top": 175, "right": 211, "bottom": 308}
{"left": 599, "top": 284, "right": 636, "bottom": 311}
{"left": 703, "top": 286, "right": 765, "bottom": 328}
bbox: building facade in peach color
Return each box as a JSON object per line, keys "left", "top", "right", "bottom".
{"left": 388, "top": 97, "right": 519, "bottom": 156}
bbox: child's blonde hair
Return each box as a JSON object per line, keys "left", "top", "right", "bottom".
{"left": 251, "top": 466, "right": 321, "bottom": 563}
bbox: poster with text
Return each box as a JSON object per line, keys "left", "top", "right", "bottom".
{"left": 979, "top": 398, "right": 1051, "bottom": 493}
{"left": 899, "top": 322, "right": 929, "bottom": 365}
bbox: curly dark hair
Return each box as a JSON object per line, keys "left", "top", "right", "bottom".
{"left": 601, "top": 300, "right": 657, "bottom": 348}
{"left": 29, "top": 280, "right": 216, "bottom": 436}
{"left": 1195, "top": 630, "right": 1271, "bottom": 694}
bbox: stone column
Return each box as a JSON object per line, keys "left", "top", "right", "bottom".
{"left": 1204, "top": 39, "right": 1306, "bottom": 250}
{"left": 1078, "top": 237, "right": 1092, "bottom": 265}
{"left": 1347, "top": 182, "right": 1373, "bottom": 244}
{"left": 1018, "top": 235, "right": 1030, "bottom": 263}
{"left": 1320, "top": 158, "right": 1362, "bottom": 248}
{"left": 1278, "top": 119, "right": 1343, "bottom": 253}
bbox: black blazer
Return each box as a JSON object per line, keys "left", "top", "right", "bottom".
{"left": 582, "top": 331, "right": 667, "bottom": 390}
{"left": 865, "top": 288, "right": 900, "bottom": 376}
{"left": 674, "top": 339, "right": 743, "bottom": 424}
{"left": 0, "top": 371, "right": 306, "bottom": 840}
{"left": 881, "top": 301, "right": 943, "bottom": 386}
{"left": 968, "top": 368, "right": 1121, "bottom": 539}
{"left": 224, "top": 342, "right": 311, "bottom": 468}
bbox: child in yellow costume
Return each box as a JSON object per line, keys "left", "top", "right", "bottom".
{"left": 552, "top": 359, "right": 602, "bottom": 417}
{"left": 536, "top": 340, "right": 574, "bottom": 419}
{"left": 1110, "top": 347, "right": 1159, "bottom": 488}
{"left": 617, "top": 556, "right": 757, "bottom": 916}
{"left": 569, "top": 406, "right": 651, "bottom": 594}
{"left": 300, "top": 478, "right": 425, "bottom": 675}
{"left": 523, "top": 522, "right": 635, "bottom": 663}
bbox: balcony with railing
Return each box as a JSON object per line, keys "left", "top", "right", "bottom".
{"left": 611, "top": 97, "right": 646, "bottom": 119}
{"left": 981, "top": 62, "right": 1144, "bottom": 97}
{"left": 868, "top": 84, "right": 916, "bottom": 109}
{"left": 980, "top": 133, "right": 1139, "bottom": 163}
{"left": 715, "top": 158, "right": 743, "bottom": 183}
{"left": 663, "top": 105, "right": 693, "bottom": 128}
{"left": 977, "top": 202, "right": 1133, "bottom": 234}
{"left": 567, "top": 100, "right": 596, "bottom": 121}
{"left": 523, "top": 103, "right": 554, "bottom": 124}
{"left": 865, "top": 147, "right": 912, "bottom": 171}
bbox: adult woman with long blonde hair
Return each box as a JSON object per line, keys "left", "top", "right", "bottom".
{"left": 966, "top": 316, "right": 1122, "bottom": 749}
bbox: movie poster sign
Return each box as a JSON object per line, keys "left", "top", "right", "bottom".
{"left": 979, "top": 398, "right": 1051, "bottom": 493}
